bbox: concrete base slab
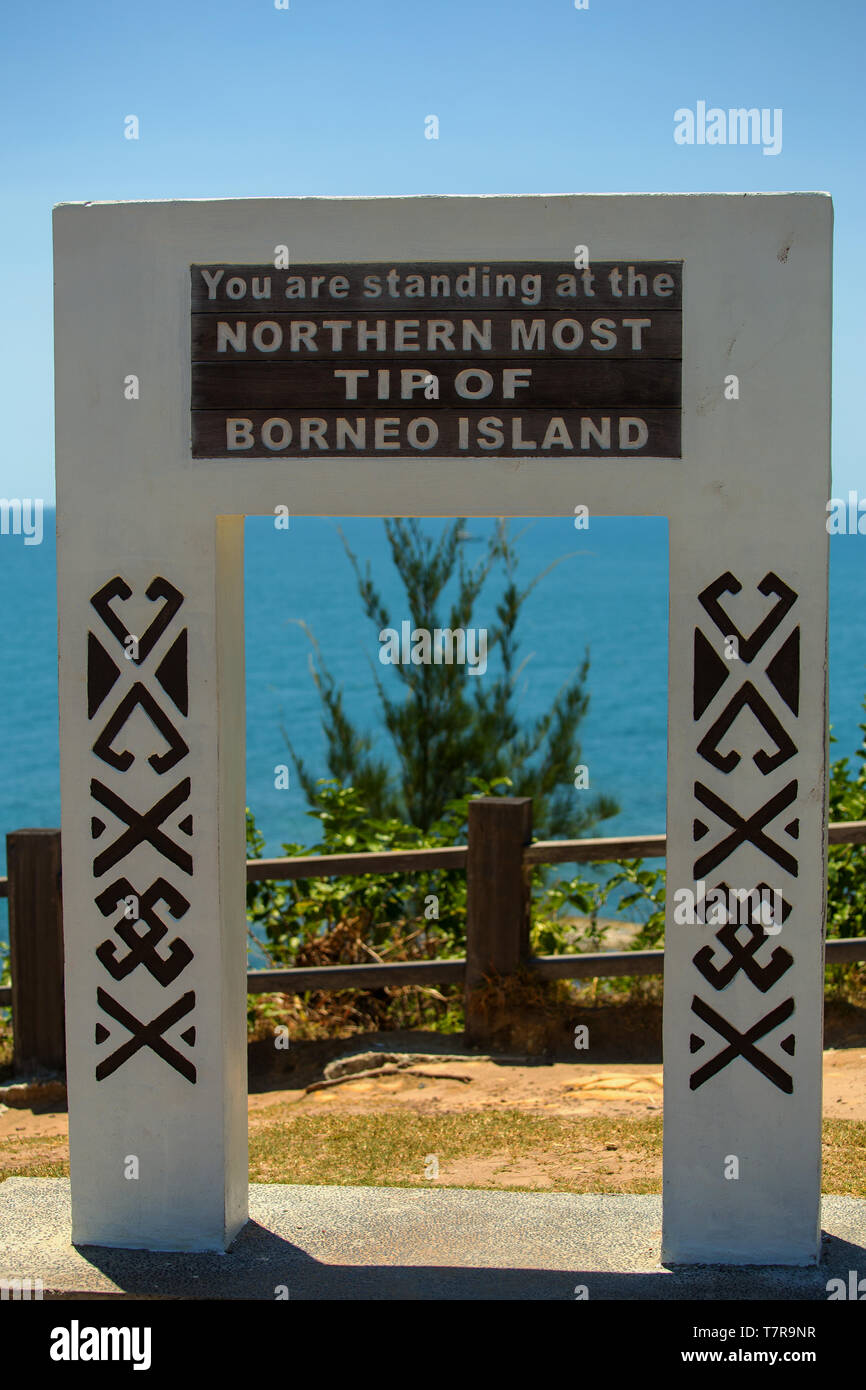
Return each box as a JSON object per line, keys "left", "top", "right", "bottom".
{"left": 1, "top": 1179, "right": 864, "bottom": 1300}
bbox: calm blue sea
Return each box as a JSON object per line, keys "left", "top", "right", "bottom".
{"left": 2, "top": 512, "right": 865, "bottom": 947}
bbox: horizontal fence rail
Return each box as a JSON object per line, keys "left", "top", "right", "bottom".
{"left": 243, "top": 817, "right": 866, "bottom": 994}
{"left": 245, "top": 820, "right": 866, "bottom": 884}
{"left": 4, "top": 936, "right": 864, "bottom": 1012}
{"left": 247, "top": 959, "right": 467, "bottom": 993}
{"left": 247, "top": 844, "right": 467, "bottom": 881}
{"left": 2, "top": 814, "right": 866, "bottom": 1058}
{"left": 245, "top": 938, "right": 866, "bottom": 996}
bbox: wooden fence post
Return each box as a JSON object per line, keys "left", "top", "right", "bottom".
{"left": 7, "top": 829, "right": 65, "bottom": 1073}
{"left": 464, "top": 796, "right": 532, "bottom": 1048}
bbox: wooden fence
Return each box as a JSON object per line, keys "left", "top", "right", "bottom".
{"left": 2, "top": 797, "right": 866, "bottom": 1071}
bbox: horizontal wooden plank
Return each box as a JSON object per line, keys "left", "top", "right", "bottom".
{"left": 193, "top": 408, "right": 682, "bottom": 460}
{"left": 245, "top": 821, "right": 866, "bottom": 881}
{"left": 247, "top": 845, "right": 468, "bottom": 880}
{"left": 245, "top": 938, "right": 866, "bottom": 994}
{"left": 530, "top": 823, "right": 866, "bottom": 864}
{"left": 533, "top": 936, "right": 866, "bottom": 980}
{"left": 191, "top": 261, "right": 683, "bottom": 313}
{"left": 525, "top": 833, "right": 668, "bottom": 864}
{"left": 191, "top": 310, "right": 683, "bottom": 362}
{"left": 828, "top": 819, "right": 866, "bottom": 844}
{"left": 247, "top": 959, "right": 466, "bottom": 992}
{"left": 826, "top": 936, "right": 866, "bottom": 963}
{"left": 531, "top": 949, "right": 666, "bottom": 979}
{"left": 191, "top": 358, "right": 682, "bottom": 412}
{"left": 6, "top": 935, "right": 864, "bottom": 1005}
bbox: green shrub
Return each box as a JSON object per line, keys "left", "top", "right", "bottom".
{"left": 245, "top": 703, "right": 866, "bottom": 1036}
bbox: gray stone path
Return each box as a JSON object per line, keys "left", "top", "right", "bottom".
{"left": 1, "top": 1179, "right": 864, "bottom": 1300}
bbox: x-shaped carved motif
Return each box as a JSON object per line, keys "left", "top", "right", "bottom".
{"left": 693, "top": 781, "right": 798, "bottom": 879}
{"left": 689, "top": 994, "right": 794, "bottom": 1093}
{"left": 91, "top": 778, "right": 192, "bottom": 877}
{"left": 95, "top": 987, "right": 196, "bottom": 1083}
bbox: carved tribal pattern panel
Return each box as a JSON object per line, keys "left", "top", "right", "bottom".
{"left": 690, "top": 572, "right": 800, "bottom": 1093}
{"left": 87, "top": 578, "right": 196, "bottom": 1083}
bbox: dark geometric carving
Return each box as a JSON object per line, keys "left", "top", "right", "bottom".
{"left": 154, "top": 629, "right": 188, "bottom": 716}
{"left": 693, "top": 627, "right": 730, "bottom": 719}
{"left": 90, "top": 576, "right": 184, "bottom": 664}
{"left": 689, "top": 994, "right": 794, "bottom": 1093}
{"left": 693, "top": 781, "right": 799, "bottom": 878}
{"left": 95, "top": 986, "right": 197, "bottom": 1083}
{"left": 693, "top": 921, "right": 794, "bottom": 992}
{"left": 689, "top": 568, "right": 802, "bottom": 1094}
{"left": 698, "top": 572, "right": 797, "bottom": 662}
{"left": 95, "top": 877, "right": 193, "bottom": 986}
{"left": 765, "top": 626, "right": 800, "bottom": 716}
{"left": 89, "top": 572, "right": 195, "bottom": 1082}
{"left": 90, "top": 778, "right": 193, "bottom": 877}
{"left": 92, "top": 683, "right": 189, "bottom": 774}
{"left": 696, "top": 681, "right": 796, "bottom": 775}
{"left": 87, "top": 633, "right": 121, "bottom": 718}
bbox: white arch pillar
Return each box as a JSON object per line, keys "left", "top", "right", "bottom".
{"left": 53, "top": 192, "right": 831, "bottom": 1258}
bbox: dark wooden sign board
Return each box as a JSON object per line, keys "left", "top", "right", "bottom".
{"left": 190, "top": 261, "right": 682, "bottom": 459}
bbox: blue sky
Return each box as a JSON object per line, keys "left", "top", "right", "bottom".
{"left": 1, "top": 0, "right": 863, "bottom": 501}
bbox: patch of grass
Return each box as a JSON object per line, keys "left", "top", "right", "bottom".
{"left": 822, "top": 1118, "right": 866, "bottom": 1195}
{"left": 0, "top": 1134, "right": 69, "bottom": 1183}
{"left": 247, "top": 1110, "right": 866, "bottom": 1196}
{"left": 2, "top": 1114, "right": 863, "bottom": 1198}
{"left": 249, "top": 1108, "right": 662, "bottom": 1192}
{"left": 0, "top": 1160, "right": 69, "bottom": 1181}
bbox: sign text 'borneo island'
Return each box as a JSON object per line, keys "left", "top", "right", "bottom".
{"left": 191, "top": 260, "right": 682, "bottom": 459}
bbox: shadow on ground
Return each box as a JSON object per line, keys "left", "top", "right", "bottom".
{"left": 63, "top": 1223, "right": 866, "bottom": 1301}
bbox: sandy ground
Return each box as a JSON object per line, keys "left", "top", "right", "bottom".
{"left": 2, "top": 1048, "right": 864, "bottom": 1149}
{"left": 249, "top": 1047, "right": 866, "bottom": 1121}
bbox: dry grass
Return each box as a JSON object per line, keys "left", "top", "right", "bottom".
{"left": 0, "top": 1135, "right": 69, "bottom": 1183}
{"left": 2, "top": 1114, "right": 863, "bottom": 1197}
{"left": 248, "top": 1110, "right": 665, "bottom": 1193}
{"left": 244, "top": 1112, "right": 866, "bottom": 1196}
{"left": 821, "top": 1119, "right": 866, "bottom": 1195}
